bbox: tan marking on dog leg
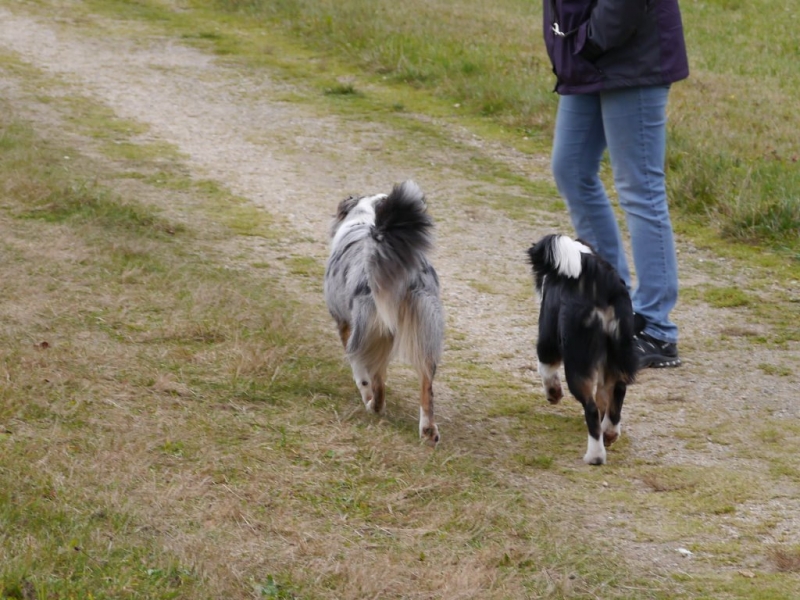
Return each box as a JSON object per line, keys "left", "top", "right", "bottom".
{"left": 337, "top": 322, "right": 351, "bottom": 349}
{"left": 369, "top": 371, "right": 385, "bottom": 414}
{"left": 419, "top": 371, "right": 439, "bottom": 446}
{"left": 569, "top": 375, "right": 596, "bottom": 410}
{"left": 596, "top": 376, "right": 616, "bottom": 447}
{"left": 601, "top": 374, "right": 625, "bottom": 447}
{"left": 594, "top": 370, "right": 609, "bottom": 416}
{"left": 594, "top": 372, "right": 617, "bottom": 446}
{"left": 602, "top": 420, "right": 620, "bottom": 447}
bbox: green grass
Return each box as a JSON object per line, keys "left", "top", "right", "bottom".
{"left": 0, "top": 93, "right": 339, "bottom": 598}
{"left": 702, "top": 286, "right": 752, "bottom": 309}
{"left": 64, "top": 0, "right": 799, "bottom": 254}
{"left": 192, "top": 0, "right": 800, "bottom": 251}
{"left": 234, "top": 0, "right": 800, "bottom": 254}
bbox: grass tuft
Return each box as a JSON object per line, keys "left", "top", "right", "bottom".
{"left": 767, "top": 546, "right": 800, "bottom": 573}
{"left": 700, "top": 286, "right": 751, "bottom": 308}
{"left": 324, "top": 82, "right": 361, "bottom": 96}
{"left": 18, "top": 180, "right": 181, "bottom": 236}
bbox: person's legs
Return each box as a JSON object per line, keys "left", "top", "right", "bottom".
{"left": 551, "top": 94, "right": 631, "bottom": 285}
{"left": 600, "top": 86, "right": 680, "bottom": 352}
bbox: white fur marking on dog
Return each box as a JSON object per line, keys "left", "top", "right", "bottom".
{"left": 538, "top": 361, "right": 561, "bottom": 389}
{"left": 601, "top": 413, "right": 621, "bottom": 438}
{"left": 584, "top": 435, "right": 607, "bottom": 465}
{"left": 330, "top": 193, "right": 386, "bottom": 249}
{"left": 352, "top": 363, "right": 373, "bottom": 407}
{"left": 419, "top": 406, "right": 431, "bottom": 437}
{"left": 553, "top": 235, "right": 592, "bottom": 279}
{"left": 538, "top": 361, "right": 560, "bottom": 380}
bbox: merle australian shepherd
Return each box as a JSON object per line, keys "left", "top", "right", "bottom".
{"left": 324, "top": 181, "right": 445, "bottom": 446}
{"left": 528, "top": 234, "right": 638, "bottom": 465}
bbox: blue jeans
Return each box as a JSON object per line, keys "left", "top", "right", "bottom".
{"left": 551, "top": 85, "right": 679, "bottom": 344}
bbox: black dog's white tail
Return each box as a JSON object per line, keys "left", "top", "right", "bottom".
{"left": 368, "top": 181, "right": 434, "bottom": 325}
{"left": 528, "top": 234, "right": 593, "bottom": 291}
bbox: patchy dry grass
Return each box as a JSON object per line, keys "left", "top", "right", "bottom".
{"left": 0, "top": 73, "right": 649, "bottom": 600}
{"left": 1, "top": 3, "right": 800, "bottom": 599}
{"left": 768, "top": 546, "right": 800, "bottom": 573}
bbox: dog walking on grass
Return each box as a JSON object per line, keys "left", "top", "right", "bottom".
{"left": 324, "top": 181, "right": 445, "bottom": 446}
{"left": 528, "top": 234, "right": 638, "bottom": 465}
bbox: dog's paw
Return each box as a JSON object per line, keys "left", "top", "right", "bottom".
{"left": 365, "top": 397, "right": 384, "bottom": 415}
{"left": 360, "top": 390, "right": 376, "bottom": 412}
{"left": 583, "top": 451, "right": 606, "bottom": 466}
{"left": 603, "top": 431, "right": 619, "bottom": 447}
{"left": 546, "top": 383, "right": 564, "bottom": 405}
{"left": 583, "top": 435, "right": 607, "bottom": 465}
{"left": 538, "top": 363, "right": 563, "bottom": 404}
{"left": 420, "top": 424, "right": 440, "bottom": 447}
{"left": 419, "top": 408, "right": 439, "bottom": 446}
{"left": 601, "top": 414, "right": 621, "bottom": 447}
{"left": 355, "top": 376, "right": 374, "bottom": 409}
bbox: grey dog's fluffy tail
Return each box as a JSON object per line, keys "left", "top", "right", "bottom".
{"left": 368, "top": 180, "right": 433, "bottom": 305}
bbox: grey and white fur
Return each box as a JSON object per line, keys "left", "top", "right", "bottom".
{"left": 324, "top": 180, "right": 445, "bottom": 445}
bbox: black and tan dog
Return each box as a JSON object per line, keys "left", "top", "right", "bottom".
{"left": 528, "top": 234, "right": 638, "bottom": 465}
{"left": 324, "top": 181, "right": 444, "bottom": 445}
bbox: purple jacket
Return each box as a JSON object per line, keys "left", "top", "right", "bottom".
{"left": 543, "top": 0, "right": 689, "bottom": 94}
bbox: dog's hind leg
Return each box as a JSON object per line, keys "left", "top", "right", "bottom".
{"left": 536, "top": 313, "right": 564, "bottom": 404}
{"left": 337, "top": 321, "right": 351, "bottom": 349}
{"left": 600, "top": 378, "right": 626, "bottom": 447}
{"left": 346, "top": 303, "right": 386, "bottom": 413}
{"left": 419, "top": 363, "right": 440, "bottom": 446}
{"left": 538, "top": 361, "right": 564, "bottom": 404}
{"left": 368, "top": 351, "right": 392, "bottom": 415}
{"left": 594, "top": 369, "right": 615, "bottom": 446}
{"left": 370, "top": 370, "right": 386, "bottom": 414}
{"left": 349, "top": 359, "right": 374, "bottom": 410}
{"left": 342, "top": 317, "right": 373, "bottom": 407}
{"left": 566, "top": 369, "right": 606, "bottom": 465}
{"left": 364, "top": 335, "right": 393, "bottom": 414}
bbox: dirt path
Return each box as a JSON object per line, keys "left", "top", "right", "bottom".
{"left": 2, "top": 3, "right": 799, "bottom": 584}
